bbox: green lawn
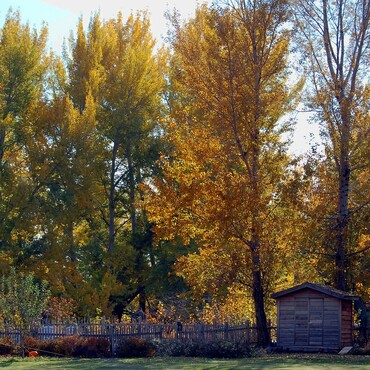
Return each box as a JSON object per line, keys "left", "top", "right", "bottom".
{"left": 0, "top": 355, "right": 369, "bottom": 369}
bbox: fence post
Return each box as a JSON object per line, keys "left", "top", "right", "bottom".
{"left": 109, "top": 324, "right": 115, "bottom": 357}
{"left": 137, "top": 321, "right": 142, "bottom": 337}
{"left": 159, "top": 325, "right": 163, "bottom": 340}
{"left": 246, "top": 320, "right": 250, "bottom": 342}
{"left": 200, "top": 323, "right": 205, "bottom": 340}
{"left": 175, "top": 321, "right": 182, "bottom": 339}
{"left": 177, "top": 321, "right": 182, "bottom": 339}
{"left": 225, "top": 322, "right": 229, "bottom": 340}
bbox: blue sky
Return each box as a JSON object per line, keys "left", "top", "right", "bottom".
{"left": 1, "top": 0, "right": 73, "bottom": 53}
{"left": 0, "top": 0, "right": 208, "bottom": 53}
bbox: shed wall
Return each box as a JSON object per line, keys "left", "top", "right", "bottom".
{"left": 277, "top": 288, "right": 342, "bottom": 350}
{"left": 341, "top": 300, "right": 353, "bottom": 346}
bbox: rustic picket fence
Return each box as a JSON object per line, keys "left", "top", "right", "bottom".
{"left": 0, "top": 320, "right": 276, "bottom": 355}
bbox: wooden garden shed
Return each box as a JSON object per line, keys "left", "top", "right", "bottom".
{"left": 271, "top": 282, "right": 358, "bottom": 352}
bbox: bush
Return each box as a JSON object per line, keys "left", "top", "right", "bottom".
{"left": 0, "top": 337, "right": 15, "bottom": 355}
{"left": 19, "top": 335, "right": 252, "bottom": 358}
{"left": 155, "top": 338, "right": 252, "bottom": 358}
{"left": 203, "top": 338, "right": 251, "bottom": 358}
{"left": 82, "top": 337, "right": 111, "bottom": 357}
{"left": 23, "top": 335, "right": 110, "bottom": 357}
{"left": 54, "top": 336, "right": 84, "bottom": 357}
{"left": 352, "top": 342, "right": 370, "bottom": 356}
{"left": 116, "top": 337, "right": 156, "bottom": 358}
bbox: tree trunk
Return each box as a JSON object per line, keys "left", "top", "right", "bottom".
{"left": 127, "top": 147, "right": 137, "bottom": 235}
{"left": 67, "top": 220, "right": 76, "bottom": 262}
{"left": 251, "top": 247, "right": 270, "bottom": 346}
{"left": 0, "top": 125, "right": 5, "bottom": 166}
{"left": 0, "top": 110, "right": 10, "bottom": 165}
{"left": 335, "top": 111, "right": 351, "bottom": 291}
{"left": 128, "top": 144, "right": 147, "bottom": 311}
{"left": 108, "top": 140, "right": 118, "bottom": 252}
{"left": 139, "top": 290, "right": 146, "bottom": 312}
{"left": 247, "top": 138, "right": 270, "bottom": 347}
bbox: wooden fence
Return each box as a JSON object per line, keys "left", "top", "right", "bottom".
{"left": 0, "top": 320, "right": 276, "bottom": 355}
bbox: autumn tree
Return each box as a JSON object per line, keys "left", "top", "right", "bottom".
{"left": 0, "top": 18, "right": 108, "bottom": 315}
{"left": 0, "top": 9, "right": 47, "bottom": 163}
{"left": 0, "top": 9, "right": 48, "bottom": 250}
{"left": 67, "top": 12, "right": 166, "bottom": 314}
{"left": 17, "top": 92, "right": 110, "bottom": 316}
{"left": 146, "top": 1, "right": 300, "bottom": 346}
{"left": 293, "top": 0, "right": 370, "bottom": 293}
{"left": 0, "top": 267, "right": 49, "bottom": 356}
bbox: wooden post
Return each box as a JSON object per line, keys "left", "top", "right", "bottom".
{"left": 267, "top": 319, "right": 271, "bottom": 342}
{"left": 137, "top": 319, "right": 142, "bottom": 337}
{"left": 200, "top": 323, "right": 205, "bottom": 340}
{"left": 109, "top": 324, "right": 114, "bottom": 357}
{"left": 225, "top": 322, "right": 229, "bottom": 340}
{"left": 176, "top": 321, "right": 182, "bottom": 339}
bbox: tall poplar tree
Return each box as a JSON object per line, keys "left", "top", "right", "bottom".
{"left": 293, "top": 0, "right": 370, "bottom": 292}
{"left": 68, "top": 12, "right": 165, "bottom": 313}
{"left": 146, "top": 1, "right": 299, "bottom": 346}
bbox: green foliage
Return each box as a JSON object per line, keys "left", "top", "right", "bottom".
{"left": 0, "top": 9, "right": 47, "bottom": 119}
{"left": 0, "top": 267, "right": 49, "bottom": 332}
{"left": 66, "top": 10, "right": 167, "bottom": 315}
{"left": 0, "top": 9, "right": 48, "bottom": 250}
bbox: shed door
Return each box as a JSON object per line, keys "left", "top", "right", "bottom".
{"left": 294, "top": 298, "right": 324, "bottom": 347}
{"left": 308, "top": 298, "right": 324, "bottom": 346}
{"left": 294, "top": 298, "right": 309, "bottom": 346}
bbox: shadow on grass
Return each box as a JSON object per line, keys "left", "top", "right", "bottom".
{"left": 0, "top": 358, "right": 18, "bottom": 368}
{"left": 0, "top": 355, "right": 369, "bottom": 369}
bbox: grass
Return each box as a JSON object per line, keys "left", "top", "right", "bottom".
{"left": 0, "top": 354, "right": 369, "bottom": 369}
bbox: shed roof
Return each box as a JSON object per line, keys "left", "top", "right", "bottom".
{"left": 271, "top": 282, "right": 359, "bottom": 301}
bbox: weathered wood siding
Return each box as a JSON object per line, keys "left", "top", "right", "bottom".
{"left": 341, "top": 300, "right": 353, "bottom": 346}
{"left": 277, "top": 288, "right": 341, "bottom": 350}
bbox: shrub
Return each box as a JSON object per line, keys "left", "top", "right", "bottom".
{"left": 82, "top": 337, "right": 111, "bottom": 357}
{"left": 54, "top": 336, "right": 84, "bottom": 357}
{"left": 203, "top": 338, "right": 252, "bottom": 358}
{"left": 155, "top": 338, "right": 252, "bottom": 358}
{"left": 0, "top": 268, "right": 49, "bottom": 337}
{"left": 0, "top": 337, "right": 15, "bottom": 355}
{"left": 22, "top": 336, "right": 58, "bottom": 356}
{"left": 23, "top": 336, "right": 43, "bottom": 355}
{"left": 116, "top": 337, "right": 156, "bottom": 358}
{"left": 23, "top": 335, "right": 110, "bottom": 357}
{"left": 353, "top": 342, "right": 370, "bottom": 356}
